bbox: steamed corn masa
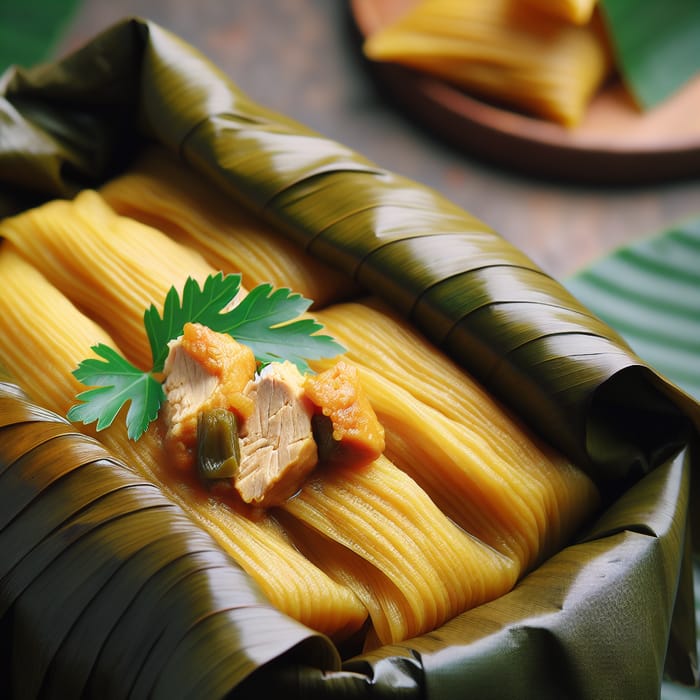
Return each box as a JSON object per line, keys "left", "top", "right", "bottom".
{"left": 100, "top": 146, "right": 359, "bottom": 309}
{"left": 363, "top": 0, "right": 612, "bottom": 126}
{"left": 282, "top": 455, "right": 517, "bottom": 645}
{"left": 0, "top": 245, "right": 368, "bottom": 641}
{"left": 0, "top": 245, "right": 117, "bottom": 416}
{"left": 0, "top": 190, "right": 217, "bottom": 370}
{"left": 314, "top": 301, "right": 600, "bottom": 572}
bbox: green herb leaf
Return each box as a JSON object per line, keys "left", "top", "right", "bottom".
{"left": 67, "top": 344, "right": 165, "bottom": 440}
{"left": 222, "top": 283, "right": 346, "bottom": 373}
{"left": 600, "top": 0, "right": 700, "bottom": 109}
{"left": 145, "top": 273, "right": 243, "bottom": 372}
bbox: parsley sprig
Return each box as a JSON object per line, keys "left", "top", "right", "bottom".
{"left": 67, "top": 273, "right": 345, "bottom": 440}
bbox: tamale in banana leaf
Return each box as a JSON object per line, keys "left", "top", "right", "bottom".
{"left": 0, "top": 18, "right": 699, "bottom": 699}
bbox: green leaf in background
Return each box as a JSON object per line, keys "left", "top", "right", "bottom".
{"left": 599, "top": 0, "right": 700, "bottom": 109}
{"left": 0, "top": 0, "right": 81, "bottom": 73}
{"left": 566, "top": 216, "right": 700, "bottom": 402}
{"left": 566, "top": 216, "right": 700, "bottom": 699}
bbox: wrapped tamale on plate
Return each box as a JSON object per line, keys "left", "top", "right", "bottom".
{"left": 1, "top": 18, "right": 699, "bottom": 699}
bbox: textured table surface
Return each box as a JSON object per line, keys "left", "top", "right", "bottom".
{"left": 56, "top": 0, "right": 700, "bottom": 281}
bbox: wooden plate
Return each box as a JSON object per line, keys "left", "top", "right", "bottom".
{"left": 350, "top": 0, "right": 700, "bottom": 184}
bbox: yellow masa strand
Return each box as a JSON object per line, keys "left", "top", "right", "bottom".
{"left": 313, "top": 301, "right": 600, "bottom": 573}
{"left": 0, "top": 190, "right": 216, "bottom": 370}
{"left": 100, "top": 146, "right": 359, "bottom": 309}
{"left": 280, "top": 455, "right": 517, "bottom": 646}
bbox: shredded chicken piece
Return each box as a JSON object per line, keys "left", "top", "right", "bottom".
{"left": 161, "top": 324, "right": 379, "bottom": 508}
{"left": 236, "top": 361, "right": 318, "bottom": 507}
{"left": 162, "top": 322, "right": 256, "bottom": 470}
{"left": 304, "top": 360, "right": 385, "bottom": 468}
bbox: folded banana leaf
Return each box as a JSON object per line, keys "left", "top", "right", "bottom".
{"left": 1, "top": 18, "right": 699, "bottom": 699}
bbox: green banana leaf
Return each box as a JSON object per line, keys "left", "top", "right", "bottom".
{"left": 566, "top": 217, "right": 700, "bottom": 403}
{"left": 0, "top": 18, "right": 699, "bottom": 699}
{"left": 0, "top": 379, "right": 337, "bottom": 699}
{"left": 599, "top": 0, "right": 700, "bottom": 110}
{"left": 0, "top": 0, "right": 82, "bottom": 73}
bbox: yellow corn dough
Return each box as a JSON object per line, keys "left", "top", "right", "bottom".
{"left": 100, "top": 146, "right": 359, "bottom": 309}
{"left": 0, "top": 246, "right": 367, "bottom": 641}
{"left": 363, "top": 0, "right": 612, "bottom": 126}
{"left": 0, "top": 228, "right": 520, "bottom": 645}
{"left": 0, "top": 175, "right": 601, "bottom": 648}
{"left": 313, "top": 301, "right": 600, "bottom": 572}
{"left": 281, "top": 455, "right": 517, "bottom": 645}
{"left": 0, "top": 191, "right": 216, "bottom": 370}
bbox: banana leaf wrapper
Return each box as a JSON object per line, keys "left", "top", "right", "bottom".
{"left": 1, "top": 18, "right": 699, "bottom": 699}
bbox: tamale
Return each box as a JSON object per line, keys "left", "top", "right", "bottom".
{"left": 0, "top": 183, "right": 599, "bottom": 648}
{"left": 363, "top": 0, "right": 612, "bottom": 126}
{"left": 0, "top": 17, "right": 696, "bottom": 697}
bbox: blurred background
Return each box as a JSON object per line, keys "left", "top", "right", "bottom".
{"left": 3, "top": 0, "right": 699, "bottom": 283}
